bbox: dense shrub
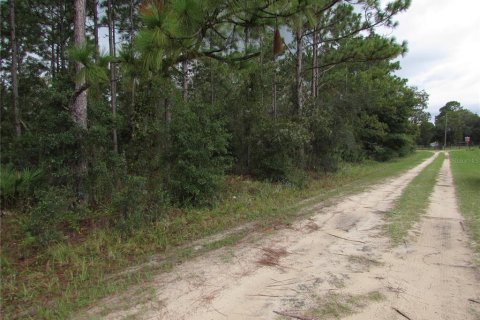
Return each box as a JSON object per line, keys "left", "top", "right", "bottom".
{"left": 111, "top": 175, "right": 170, "bottom": 235}
{"left": 167, "top": 102, "right": 231, "bottom": 205}
{"left": 21, "top": 187, "right": 74, "bottom": 246}
{"left": 250, "top": 120, "right": 310, "bottom": 181}
{"left": 0, "top": 165, "right": 43, "bottom": 208}
{"left": 373, "top": 134, "right": 414, "bottom": 161}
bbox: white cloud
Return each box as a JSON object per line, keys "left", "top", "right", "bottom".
{"left": 385, "top": 0, "right": 480, "bottom": 117}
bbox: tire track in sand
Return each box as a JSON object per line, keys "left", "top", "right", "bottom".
{"left": 345, "top": 153, "right": 480, "bottom": 320}
{"left": 83, "top": 152, "right": 444, "bottom": 320}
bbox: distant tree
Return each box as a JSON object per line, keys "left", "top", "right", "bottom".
{"left": 435, "top": 101, "right": 480, "bottom": 145}
{"left": 417, "top": 120, "right": 435, "bottom": 146}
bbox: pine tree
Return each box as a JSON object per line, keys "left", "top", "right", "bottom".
{"left": 9, "top": 0, "right": 21, "bottom": 137}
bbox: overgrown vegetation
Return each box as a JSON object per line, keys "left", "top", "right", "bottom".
{"left": 449, "top": 149, "right": 480, "bottom": 254}
{"left": 1, "top": 151, "right": 431, "bottom": 319}
{"left": 386, "top": 152, "right": 445, "bottom": 244}
{"left": 1, "top": 0, "right": 477, "bottom": 317}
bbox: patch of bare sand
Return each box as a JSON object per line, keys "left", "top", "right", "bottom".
{"left": 80, "top": 152, "right": 478, "bottom": 320}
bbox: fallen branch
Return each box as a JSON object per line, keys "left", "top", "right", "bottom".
{"left": 273, "top": 310, "right": 316, "bottom": 320}
{"left": 392, "top": 307, "right": 413, "bottom": 320}
{"left": 324, "top": 232, "right": 366, "bottom": 244}
{"left": 468, "top": 298, "right": 480, "bottom": 304}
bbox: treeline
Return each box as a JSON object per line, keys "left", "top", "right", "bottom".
{"left": 1, "top": 0, "right": 429, "bottom": 243}
{"left": 416, "top": 101, "right": 480, "bottom": 147}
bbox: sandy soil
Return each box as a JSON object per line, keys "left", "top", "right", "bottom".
{"left": 85, "top": 153, "right": 480, "bottom": 320}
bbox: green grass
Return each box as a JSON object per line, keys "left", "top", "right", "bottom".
{"left": 449, "top": 149, "right": 480, "bottom": 253}
{"left": 298, "top": 291, "right": 385, "bottom": 320}
{"left": 0, "top": 151, "right": 433, "bottom": 319}
{"left": 386, "top": 152, "right": 445, "bottom": 244}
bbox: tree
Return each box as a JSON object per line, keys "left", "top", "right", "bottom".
{"left": 72, "top": 0, "right": 88, "bottom": 200}
{"left": 9, "top": 0, "right": 21, "bottom": 138}
{"left": 435, "top": 102, "right": 480, "bottom": 146}
{"left": 72, "top": 0, "right": 87, "bottom": 129}
{"left": 417, "top": 120, "right": 435, "bottom": 146}
{"left": 107, "top": 0, "right": 119, "bottom": 153}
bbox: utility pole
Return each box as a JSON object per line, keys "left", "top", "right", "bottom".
{"left": 444, "top": 113, "right": 448, "bottom": 150}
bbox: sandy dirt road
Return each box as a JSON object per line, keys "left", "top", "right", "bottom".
{"left": 87, "top": 153, "right": 480, "bottom": 320}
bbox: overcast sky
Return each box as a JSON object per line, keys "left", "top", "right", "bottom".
{"left": 384, "top": 0, "right": 480, "bottom": 119}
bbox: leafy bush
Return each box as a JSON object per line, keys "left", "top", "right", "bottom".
{"left": 284, "top": 168, "right": 310, "bottom": 189}
{"left": 112, "top": 175, "right": 147, "bottom": 235}
{"left": 250, "top": 120, "right": 310, "bottom": 181}
{"left": 112, "top": 175, "right": 170, "bottom": 235}
{"left": 88, "top": 154, "right": 127, "bottom": 206}
{"left": 373, "top": 134, "right": 414, "bottom": 161}
{"left": 167, "top": 102, "right": 231, "bottom": 205}
{"left": 21, "top": 187, "right": 74, "bottom": 245}
{"left": 372, "top": 145, "right": 396, "bottom": 162}
{"left": 384, "top": 133, "right": 415, "bottom": 157}
{"left": 0, "top": 165, "right": 43, "bottom": 207}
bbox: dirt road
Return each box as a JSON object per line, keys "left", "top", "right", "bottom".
{"left": 89, "top": 153, "right": 480, "bottom": 320}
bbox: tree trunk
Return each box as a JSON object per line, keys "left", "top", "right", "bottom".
{"left": 295, "top": 27, "right": 305, "bottom": 166}
{"left": 50, "top": 42, "right": 56, "bottom": 77}
{"left": 56, "top": 43, "right": 60, "bottom": 74}
{"left": 72, "top": 0, "right": 88, "bottom": 202}
{"left": 130, "top": 79, "right": 136, "bottom": 116}
{"left": 129, "top": 0, "right": 135, "bottom": 43}
{"left": 73, "top": 0, "right": 87, "bottom": 129}
{"left": 59, "top": 2, "right": 66, "bottom": 71}
{"left": 93, "top": 0, "right": 99, "bottom": 53}
{"left": 311, "top": 26, "right": 318, "bottom": 98}
{"left": 182, "top": 60, "right": 188, "bottom": 102}
{"left": 164, "top": 97, "right": 171, "bottom": 123}
{"left": 295, "top": 27, "right": 303, "bottom": 113}
{"left": 9, "top": 0, "right": 21, "bottom": 138}
{"left": 108, "top": 0, "right": 118, "bottom": 153}
{"left": 272, "top": 57, "right": 277, "bottom": 118}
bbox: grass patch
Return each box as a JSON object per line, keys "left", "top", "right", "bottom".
{"left": 386, "top": 152, "right": 445, "bottom": 244}
{"left": 449, "top": 149, "right": 480, "bottom": 253}
{"left": 1, "top": 151, "right": 433, "bottom": 319}
{"left": 347, "top": 255, "right": 383, "bottom": 271}
{"left": 300, "top": 291, "right": 385, "bottom": 319}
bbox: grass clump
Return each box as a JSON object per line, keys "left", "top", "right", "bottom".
{"left": 386, "top": 152, "right": 445, "bottom": 244}
{"left": 449, "top": 149, "right": 480, "bottom": 253}
{"left": 304, "top": 291, "right": 385, "bottom": 319}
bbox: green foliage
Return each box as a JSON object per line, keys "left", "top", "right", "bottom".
{"left": 435, "top": 101, "right": 480, "bottom": 146}
{"left": 21, "top": 187, "right": 75, "bottom": 246}
{"left": 250, "top": 120, "right": 310, "bottom": 182}
{"left": 0, "top": 165, "right": 43, "bottom": 207}
{"left": 167, "top": 102, "right": 231, "bottom": 205}
{"left": 112, "top": 175, "right": 170, "bottom": 235}
{"left": 416, "top": 120, "right": 435, "bottom": 146}
{"left": 67, "top": 43, "right": 110, "bottom": 85}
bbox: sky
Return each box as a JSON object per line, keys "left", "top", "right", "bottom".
{"left": 383, "top": 0, "right": 480, "bottom": 119}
